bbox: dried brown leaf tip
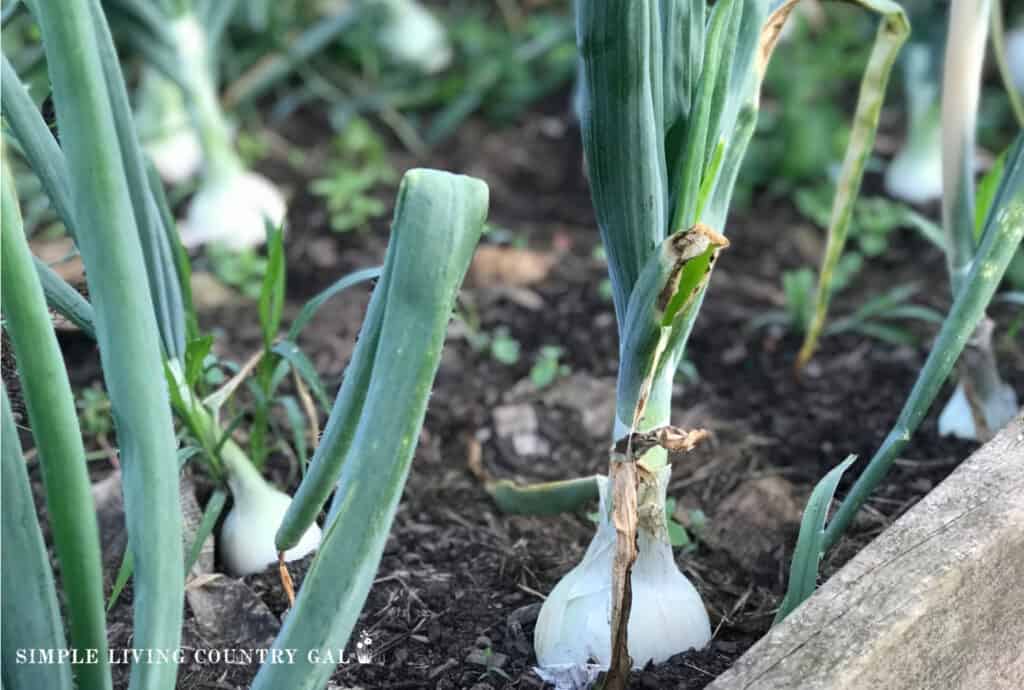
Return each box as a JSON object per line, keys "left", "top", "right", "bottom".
{"left": 670, "top": 223, "right": 730, "bottom": 261}
{"left": 659, "top": 224, "right": 730, "bottom": 313}
{"left": 757, "top": 0, "right": 800, "bottom": 80}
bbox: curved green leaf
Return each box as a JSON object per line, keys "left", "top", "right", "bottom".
{"left": 774, "top": 455, "right": 856, "bottom": 624}
{"left": 33, "top": 256, "right": 96, "bottom": 338}
{"left": 254, "top": 169, "right": 488, "bottom": 690}
{"left": 287, "top": 266, "right": 382, "bottom": 342}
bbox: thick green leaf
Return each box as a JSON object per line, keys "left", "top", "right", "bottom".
{"left": 1, "top": 386, "right": 74, "bottom": 690}
{"left": 274, "top": 244, "right": 398, "bottom": 551}
{"left": 254, "top": 169, "right": 488, "bottom": 690}
{"left": 30, "top": 2, "right": 185, "bottom": 687}
{"left": 576, "top": 1, "right": 670, "bottom": 328}
{"left": 90, "top": 0, "right": 187, "bottom": 359}
{"left": 659, "top": 0, "right": 705, "bottom": 143}
{"left": 147, "top": 161, "right": 200, "bottom": 342}
{"left": 1, "top": 152, "right": 111, "bottom": 690}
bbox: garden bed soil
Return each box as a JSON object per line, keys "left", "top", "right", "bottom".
{"left": 23, "top": 92, "right": 1021, "bottom": 689}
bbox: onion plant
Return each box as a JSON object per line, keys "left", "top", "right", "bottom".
{"left": 106, "top": 0, "right": 286, "bottom": 249}
{"left": 473, "top": 1, "right": 908, "bottom": 686}
{"left": 781, "top": 0, "right": 1024, "bottom": 621}
{"left": 798, "top": 0, "right": 1021, "bottom": 441}
{"left": 3, "top": 2, "right": 487, "bottom": 689}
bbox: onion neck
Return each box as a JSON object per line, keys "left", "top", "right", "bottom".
{"left": 171, "top": 13, "right": 243, "bottom": 185}
{"left": 612, "top": 366, "right": 674, "bottom": 531}
{"left": 135, "top": 66, "right": 190, "bottom": 140}
{"left": 613, "top": 367, "right": 673, "bottom": 471}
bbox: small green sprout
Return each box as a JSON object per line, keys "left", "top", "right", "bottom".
{"left": 311, "top": 119, "right": 397, "bottom": 233}
{"left": 489, "top": 328, "right": 522, "bottom": 365}
{"left": 529, "top": 345, "right": 569, "bottom": 389}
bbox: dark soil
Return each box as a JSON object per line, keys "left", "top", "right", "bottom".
{"left": 20, "top": 87, "right": 1021, "bottom": 690}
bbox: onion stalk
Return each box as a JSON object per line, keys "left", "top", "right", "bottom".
{"left": 133, "top": 65, "right": 202, "bottom": 184}
{"left": 531, "top": 0, "right": 778, "bottom": 682}
{"left": 884, "top": 43, "right": 943, "bottom": 204}
{"left": 525, "top": 2, "right": 912, "bottom": 684}
{"left": 170, "top": 11, "right": 285, "bottom": 249}
{"left": 935, "top": 0, "right": 1018, "bottom": 441}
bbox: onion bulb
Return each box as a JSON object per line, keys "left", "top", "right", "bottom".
{"left": 1007, "top": 27, "right": 1024, "bottom": 96}
{"left": 534, "top": 466, "right": 710, "bottom": 689}
{"left": 938, "top": 380, "right": 1018, "bottom": 441}
{"left": 219, "top": 455, "right": 321, "bottom": 577}
{"left": 179, "top": 171, "right": 286, "bottom": 250}
{"left": 170, "top": 13, "right": 286, "bottom": 249}
{"left": 375, "top": 0, "right": 452, "bottom": 74}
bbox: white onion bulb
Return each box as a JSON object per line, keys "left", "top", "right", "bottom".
{"left": 884, "top": 132, "right": 943, "bottom": 205}
{"left": 376, "top": 0, "right": 453, "bottom": 74}
{"left": 534, "top": 466, "right": 710, "bottom": 689}
{"left": 938, "top": 380, "right": 1018, "bottom": 441}
{"left": 180, "top": 172, "right": 286, "bottom": 250}
{"left": 219, "top": 464, "right": 321, "bottom": 577}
